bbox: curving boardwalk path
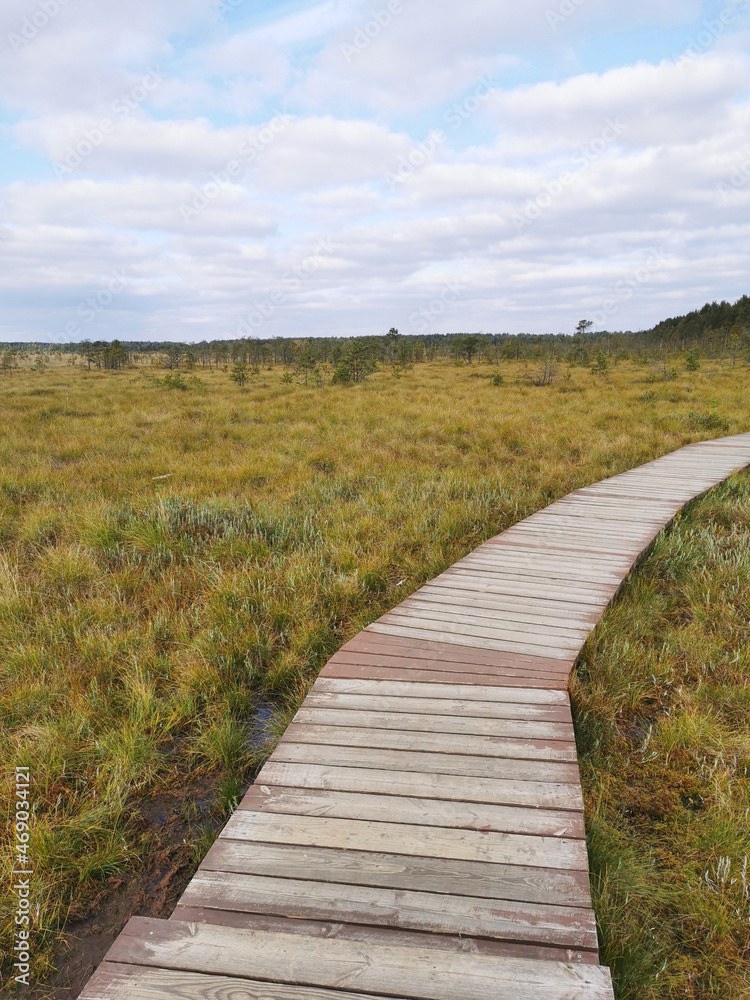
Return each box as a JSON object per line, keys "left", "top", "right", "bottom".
{"left": 80, "top": 433, "right": 750, "bottom": 1000}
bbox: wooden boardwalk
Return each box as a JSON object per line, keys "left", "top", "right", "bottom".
{"left": 79, "top": 434, "right": 750, "bottom": 1000}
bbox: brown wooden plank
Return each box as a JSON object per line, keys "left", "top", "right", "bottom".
{"left": 104, "top": 917, "right": 615, "bottom": 999}
{"left": 239, "top": 785, "right": 584, "bottom": 838}
{"left": 78, "top": 963, "right": 413, "bottom": 1000}
{"left": 340, "top": 630, "right": 573, "bottom": 670}
{"left": 179, "top": 871, "right": 599, "bottom": 950}
{"left": 292, "top": 706, "right": 576, "bottom": 742}
{"left": 270, "top": 735, "right": 580, "bottom": 784}
{"left": 270, "top": 741, "right": 583, "bottom": 785}
{"left": 380, "top": 607, "right": 587, "bottom": 646}
{"left": 282, "top": 722, "right": 579, "bottom": 762}
{"left": 239, "top": 778, "right": 585, "bottom": 840}
{"left": 329, "top": 648, "right": 574, "bottom": 678}
{"left": 222, "top": 810, "right": 589, "bottom": 870}
{"left": 258, "top": 761, "right": 583, "bottom": 811}
{"left": 320, "top": 661, "right": 571, "bottom": 690}
{"left": 398, "top": 595, "right": 593, "bottom": 632}
{"left": 366, "top": 622, "right": 578, "bottom": 659}
{"left": 304, "top": 690, "right": 573, "bottom": 721}
{"left": 200, "top": 840, "right": 592, "bottom": 906}
{"left": 415, "top": 583, "right": 602, "bottom": 621}
{"left": 168, "top": 912, "right": 601, "bottom": 965}
{"left": 313, "top": 676, "right": 570, "bottom": 704}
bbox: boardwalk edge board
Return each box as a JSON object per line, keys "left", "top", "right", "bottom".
{"left": 78, "top": 433, "right": 750, "bottom": 1000}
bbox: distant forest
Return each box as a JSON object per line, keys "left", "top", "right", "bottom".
{"left": 2, "top": 295, "right": 749, "bottom": 376}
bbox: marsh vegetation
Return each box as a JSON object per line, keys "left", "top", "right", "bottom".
{"left": 0, "top": 352, "right": 748, "bottom": 996}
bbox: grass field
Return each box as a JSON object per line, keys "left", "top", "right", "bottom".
{"left": 1, "top": 356, "right": 749, "bottom": 996}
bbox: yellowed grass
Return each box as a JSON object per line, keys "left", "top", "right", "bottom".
{"left": 1, "top": 356, "right": 749, "bottom": 987}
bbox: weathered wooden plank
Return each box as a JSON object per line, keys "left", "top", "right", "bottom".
{"left": 340, "top": 630, "right": 574, "bottom": 669}
{"left": 397, "top": 599, "right": 591, "bottom": 635}
{"left": 179, "top": 871, "right": 599, "bottom": 950}
{"left": 461, "top": 551, "right": 629, "bottom": 575}
{"left": 304, "top": 690, "right": 573, "bottom": 721}
{"left": 320, "top": 664, "right": 571, "bottom": 690}
{"left": 366, "top": 621, "right": 578, "bottom": 659}
{"left": 432, "top": 572, "right": 611, "bottom": 607}
{"left": 313, "top": 676, "right": 570, "bottom": 704}
{"left": 326, "top": 652, "right": 573, "bottom": 683}
{"left": 222, "top": 810, "right": 589, "bottom": 870}
{"left": 239, "top": 785, "right": 584, "bottom": 839}
{"left": 104, "top": 918, "right": 615, "bottom": 1000}
{"left": 445, "top": 562, "right": 619, "bottom": 590}
{"left": 417, "top": 582, "right": 602, "bottom": 620}
{"left": 292, "top": 706, "right": 576, "bottom": 742}
{"left": 381, "top": 606, "right": 588, "bottom": 645}
{"left": 200, "top": 840, "right": 592, "bottom": 906}
{"left": 258, "top": 761, "right": 583, "bottom": 811}
{"left": 282, "top": 722, "right": 579, "bottom": 762}
{"left": 330, "top": 646, "right": 574, "bottom": 677}
{"left": 79, "top": 964, "right": 426, "bottom": 1000}
{"left": 169, "top": 909, "right": 601, "bottom": 965}
{"left": 271, "top": 741, "right": 583, "bottom": 785}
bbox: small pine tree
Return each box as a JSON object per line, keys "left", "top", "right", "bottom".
{"left": 229, "top": 361, "right": 249, "bottom": 387}
{"left": 590, "top": 351, "right": 609, "bottom": 376}
{"left": 685, "top": 349, "right": 700, "bottom": 372}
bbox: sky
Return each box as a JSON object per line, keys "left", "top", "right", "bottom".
{"left": 0, "top": 0, "right": 749, "bottom": 343}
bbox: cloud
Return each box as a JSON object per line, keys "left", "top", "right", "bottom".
{"left": 1, "top": 0, "right": 750, "bottom": 341}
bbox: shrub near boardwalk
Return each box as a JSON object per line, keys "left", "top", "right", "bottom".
{"left": 1, "top": 358, "right": 750, "bottom": 988}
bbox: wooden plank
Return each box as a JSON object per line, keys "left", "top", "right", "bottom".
{"left": 399, "top": 595, "right": 594, "bottom": 632}
{"left": 104, "top": 917, "right": 615, "bottom": 1000}
{"left": 382, "top": 606, "right": 588, "bottom": 645}
{"left": 328, "top": 650, "right": 573, "bottom": 680}
{"left": 444, "top": 566, "right": 618, "bottom": 595}
{"left": 433, "top": 572, "right": 612, "bottom": 607}
{"left": 258, "top": 761, "right": 583, "bottom": 811}
{"left": 221, "top": 810, "right": 590, "bottom": 869}
{"left": 330, "top": 648, "right": 574, "bottom": 678}
{"left": 239, "top": 785, "right": 584, "bottom": 839}
{"left": 200, "top": 840, "right": 592, "bottom": 906}
{"left": 340, "top": 630, "right": 574, "bottom": 669}
{"left": 483, "top": 538, "right": 640, "bottom": 557}
{"left": 282, "top": 722, "right": 579, "bottom": 763}
{"left": 313, "top": 676, "right": 570, "bottom": 704}
{"left": 292, "top": 706, "right": 576, "bottom": 741}
{"left": 366, "top": 622, "right": 579, "bottom": 659}
{"left": 79, "top": 964, "right": 430, "bottom": 1000}
{"left": 417, "top": 582, "right": 602, "bottom": 620}
{"left": 320, "top": 661, "right": 572, "bottom": 691}
{"left": 179, "top": 871, "right": 599, "bottom": 950}
{"left": 304, "top": 690, "right": 573, "bottom": 721}
{"left": 271, "top": 741, "right": 583, "bottom": 785}
{"left": 169, "top": 909, "right": 601, "bottom": 965}
{"left": 462, "top": 551, "right": 629, "bottom": 575}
